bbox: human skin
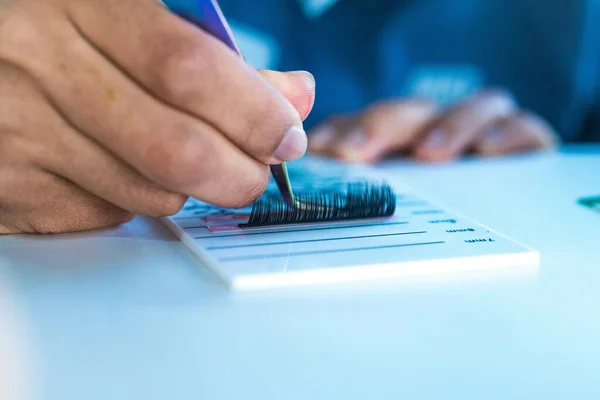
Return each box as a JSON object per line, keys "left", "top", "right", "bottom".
{"left": 0, "top": 0, "right": 315, "bottom": 234}
{"left": 309, "top": 89, "right": 557, "bottom": 163}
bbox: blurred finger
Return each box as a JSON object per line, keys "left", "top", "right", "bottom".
{"left": 308, "top": 116, "right": 354, "bottom": 154}
{"left": 473, "top": 111, "right": 559, "bottom": 156}
{"left": 415, "top": 89, "right": 517, "bottom": 161}
{"left": 336, "top": 99, "right": 438, "bottom": 163}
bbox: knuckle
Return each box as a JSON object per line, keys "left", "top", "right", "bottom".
{"left": 0, "top": 121, "right": 19, "bottom": 144}
{"left": 514, "top": 112, "right": 559, "bottom": 146}
{"left": 359, "top": 114, "right": 383, "bottom": 138}
{"left": 0, "top": 125, "right": 31, "bottom": 161}
{"left": 514, "top": 110, "right": 542, "bottom": 126}
{"left": 0, "top": 10, "right": 29, "bottom": 50}
{"left": 0, "top": 5, "right": 54, "bottom": 64}
{"left": 143, "top": 123, "right": 212, "bottom": 189}
{"left": 321, "top": 115, "right": 352, "bottom": 132}
{"left": 433, "top": 114, "right": 458, "bottom": 135}
{"left": 479, "top": 88, "right": 516, "bottom": 109}
{"left": 363, "top": 103, "right": 408, "bottom": 132}
{"left": 362, "top": 103, "right": 387, "bottom": 122}
{"left": 150, "top": 36, "right": 211, "bottom": 106}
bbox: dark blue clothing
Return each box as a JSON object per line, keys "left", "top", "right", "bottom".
{"left": 219, "top": 0, "right": 600, "bottom": 142}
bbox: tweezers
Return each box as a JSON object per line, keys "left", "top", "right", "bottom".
{"left": 169, "top": 0, "right": 298, "bottom": 208}
{"left": 270, "top": 164, "right": 298, "bottom": 208}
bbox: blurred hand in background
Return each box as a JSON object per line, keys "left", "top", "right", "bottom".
{"left": 309, "top": 89, "right": 558, "bottom": 163}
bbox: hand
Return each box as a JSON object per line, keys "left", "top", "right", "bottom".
{"left": 308, "top": 89, "right": 557, "bottom": 163}
{"left": 0, "top": 0, "right": 315, "bottom": 234}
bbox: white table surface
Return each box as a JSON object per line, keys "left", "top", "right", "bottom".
{"left": 1, "top": 145, "right": 599, "bottom": 400}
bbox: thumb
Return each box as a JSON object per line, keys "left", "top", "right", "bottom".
{"left": 259, "top": 70, "right": 316, "bottom": 121}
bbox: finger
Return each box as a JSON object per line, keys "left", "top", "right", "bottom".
{"left": 0, "top": 60, "right": 189, "bottom": 217}
{"left": 66, "top": 0, "right": 307, "bottom": 163}
{"left": 39, "top": 108, "right": 191, "bottom": 217}
{"left": 335, "top": 99, "right": 438, "bottom": 163}
{"left": 3, "top": 18, "right": 270, "bottom": 208}
{"left": 48, "top": 129, "right": 190, "bottom": 217}
{"left": 259, "top": 70, "right": 316, "bottom": 121}
{"left": 472, "top": 111, "right": 559, "bottom": 156}
{"left": 308, "top": 116, "right": 354, "bottom": 155}
{"left": 0, "top": 168, "right": 134, "bottom": 234}
{"left": 29, "top": 177, "right": 136, "bottom": 234}
{"left": 415, "top": 89, "right": 517, "bottom": 162}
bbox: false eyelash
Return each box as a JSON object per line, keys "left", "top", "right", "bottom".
{"left": 243, "top": 182, "right": 397, "bottom": 227}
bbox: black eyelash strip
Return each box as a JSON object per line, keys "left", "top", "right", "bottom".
{"left": 243, "top": 183, "right": 396, "bottom": 227}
